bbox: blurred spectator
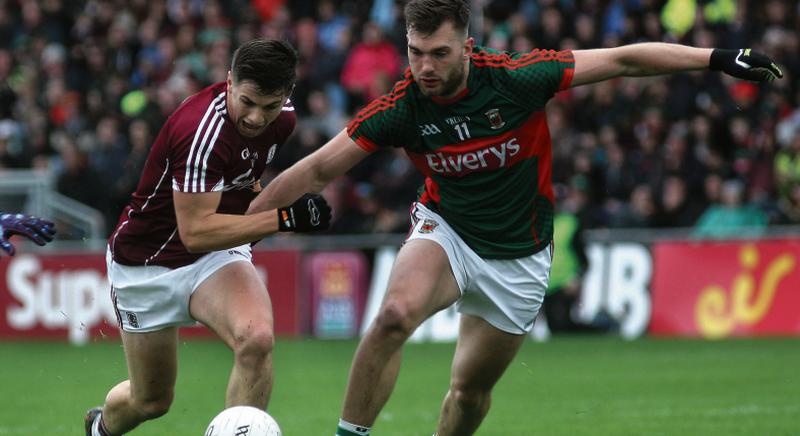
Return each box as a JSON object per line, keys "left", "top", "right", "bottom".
{"left": 318, "top": 0, "right": 350, "bottom": 51}
{"left": 110, "top": 118, "right": 150, "bottom": 218}
{"left": 693, "top": 179, "right": 768, "bottom": 239}
{"left": 611, "top": 183, "right": 656, "bottom": 228}
{"left": 542, "top": 180, "right": 592, "bottom": 333}
{"left": 0, "top": 120, "right": 26, "bottom": 168}
{"left": 308, "top": 18, "right": 352, "bottom": 114}
{"left": 774, "top": 130, "right": 800, "bottom": 198}
{"left": 89, "top": 116, "right": 128, "bottom": 187}
{"left": 340, "top": 21, "right": 402, "bottom": 109}
{"left": 55, "top": 135, "right": 109, "bottom": 218}
{"left": 651, "top": 175, "right": 704, "bottom": 228}
{"left": 777, "top": 183, "right": 800, "bottom": 224}
{"left": 301, "top": 89, "right": 349, "bottom": 140}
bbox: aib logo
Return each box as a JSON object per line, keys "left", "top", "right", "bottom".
{"left": 695, "top": 244, "right": 795, "bottom": 338}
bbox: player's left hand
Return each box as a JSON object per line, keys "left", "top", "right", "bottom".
{"left": 0, "top": 213, "right": 57, "bottom": 256}
{"left": 277, "top": 193, "right": 332, "bottom": 232}
{"left": 710, "top": 48, "right": 783, "bottom": 82}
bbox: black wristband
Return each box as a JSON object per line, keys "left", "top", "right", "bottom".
{"left": 709, "top": 48, "right": 734, "bottom": 71}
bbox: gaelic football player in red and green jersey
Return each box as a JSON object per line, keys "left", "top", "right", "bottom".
{"left": 247, "top": 1, "right": 782, "bottom": 434}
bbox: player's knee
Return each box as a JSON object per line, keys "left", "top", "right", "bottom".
{"left": 449, "top": 385, "right": 490, "bottom": 412}
{"left": 136, "top": 394, "right": 173, "bottom": 421}
{"left": 232, "top": 322, "right": 275, "bottom": 367}
{"left": 374, "top": 299, "right": 418, "bottom": 339}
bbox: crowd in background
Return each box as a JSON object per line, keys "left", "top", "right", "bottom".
{"left": 0, "top": 0, "right": 798, "bottom": 240}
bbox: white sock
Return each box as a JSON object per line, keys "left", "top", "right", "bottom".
{"left": 91, "top": 417, "right": 103, "bottom": 436}
{"left": 338, "top": 418, "right": 371, "bottom": 435}
{"left": 91, "top": 413, "right": 112, "bottom": 436}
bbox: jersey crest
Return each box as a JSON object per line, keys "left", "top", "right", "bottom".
{"left": 485, "top": 108, "right": 506, "bottom": 129}
{"left": 418, "top": 218, "right": 439, "bottom": 233}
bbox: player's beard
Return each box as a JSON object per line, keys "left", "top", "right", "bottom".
{"left": 419, "top": 61, "right": 466, "bottom": 98}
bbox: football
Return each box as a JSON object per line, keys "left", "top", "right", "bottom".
{"left": 204, "top": 406, "right": 281, "bottom": 436}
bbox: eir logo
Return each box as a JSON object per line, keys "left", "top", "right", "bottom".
{"left": 235, "top": 425, "right": 250, "bottom": 436}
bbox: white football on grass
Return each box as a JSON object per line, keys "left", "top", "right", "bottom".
{"left": 204, "top": 406, "right": 281, "bottom": 436}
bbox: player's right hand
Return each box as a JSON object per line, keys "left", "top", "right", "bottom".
{"left": 0, "top": 213, "right": 57, "bottom": 256}
{"left": 277, "top": 193, "right": 332, "bottom": 232}
{"left": 709, "top": 48, "right": 783, "bottom": 82}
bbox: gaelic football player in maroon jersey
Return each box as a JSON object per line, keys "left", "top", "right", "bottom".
{"left": 84, "top": 39, "right": 331, "bottom": 436}
{"left": 246, "top": 1, "right": 782, "bottom": 434}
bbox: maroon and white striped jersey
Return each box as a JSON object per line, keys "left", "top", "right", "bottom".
{"left": 110, "top": 82, "right": 295, "bottom": 268}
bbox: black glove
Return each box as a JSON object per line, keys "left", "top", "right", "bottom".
{"left": 710, "top": 48, "right": 783, "bottom": 82}
{"left": 0, "top": 213, "right": 57, "bottom": 255}
{"left": 277, "top": 194, "right": 332, "bottom": 232}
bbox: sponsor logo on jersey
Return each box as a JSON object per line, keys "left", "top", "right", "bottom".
{"left": 241, "top": 148, "right": 251, "bottom": 160}
{"left": 419, "top": 218, "right": 439, "bottom": 233}
{"left": 225, "top": 168, "right": 257, "bottom": 191}
{"left": 425, "top": 137, "right": 520, "bottom": 174}
{"left": 420, "top": 123, "right": 442, "bottom": 136}
{"left": 445, "top": 115, "right": 472, "bottom": 126}
{"left": 266, "top": 144, "right": 277, "bottom": 163}
{"left": 485, "top": 108, "right": 505, "bottom": 129}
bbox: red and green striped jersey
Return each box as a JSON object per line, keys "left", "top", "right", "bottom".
{"left": 347, "top": 46, "right": 574, "bottom": 259}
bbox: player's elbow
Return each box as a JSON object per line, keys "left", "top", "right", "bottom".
{"left": 178, "top": 227, "right": 206, "bottom": 253}
{"left": 183, "top": 241, "right": 205, "bottom": 253}
{"left": 181, "top": 237, "right": 204, "bottom": 253}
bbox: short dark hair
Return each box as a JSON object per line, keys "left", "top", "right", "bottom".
{"left": 404, "top": 0, "right": 470, "bottom": 36}
{"left": 231, "top": 39, "right": 297, "bottom": 95}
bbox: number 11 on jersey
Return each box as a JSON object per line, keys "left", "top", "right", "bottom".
{"left": 454, "top": 122, "right": 471, "bottom": 141}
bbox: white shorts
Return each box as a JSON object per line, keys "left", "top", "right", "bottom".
{"left": 106, "top": 244, "right": 253, "bottom": 332}
{"left": 407, "top": 203, "right": 552, "bottom": 334}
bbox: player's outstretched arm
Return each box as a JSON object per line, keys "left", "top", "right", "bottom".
{"left": 571, "top": 43, "right": 782, "bottom": 87}
{"left": 246, "top": 128, "right": 369, "bottom": 215}
{"left": 0, "top": 212, "right": 56, "bottom": 256}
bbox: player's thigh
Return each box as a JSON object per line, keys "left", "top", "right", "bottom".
{"left": 188, "top": 260, "right": 272, "bottom": 347}
{"left": 450, "top": 314, "right": 526, "bottom": 391}
{"left": 121, "top": 327, "right": 179, "bottom": 400}
{"left": 384, "top": 238, "right": 461, "bottom": 321}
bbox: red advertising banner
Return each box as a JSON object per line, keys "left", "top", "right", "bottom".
{"left": 253, "top": 250, "right": 302, "bottom": 336}
{"left": 650, "top": 239, "right": 800, "bottom": 338}
{"left": 0, "top": 250, "right": 301, "bottom": 342}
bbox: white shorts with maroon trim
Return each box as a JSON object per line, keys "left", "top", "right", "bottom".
{"left": 106, "top": 244, "right": 252, "bottom": 332}
{"left": 407, "top": 203, "right": 552, "bottom": 334}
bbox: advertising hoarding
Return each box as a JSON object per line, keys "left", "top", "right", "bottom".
{"left": 0, "top": 250, "right": 301, "bottom": 343}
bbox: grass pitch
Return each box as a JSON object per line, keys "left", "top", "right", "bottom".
{"left": 0, "top": 336, "right": 798, "bottom": 435}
